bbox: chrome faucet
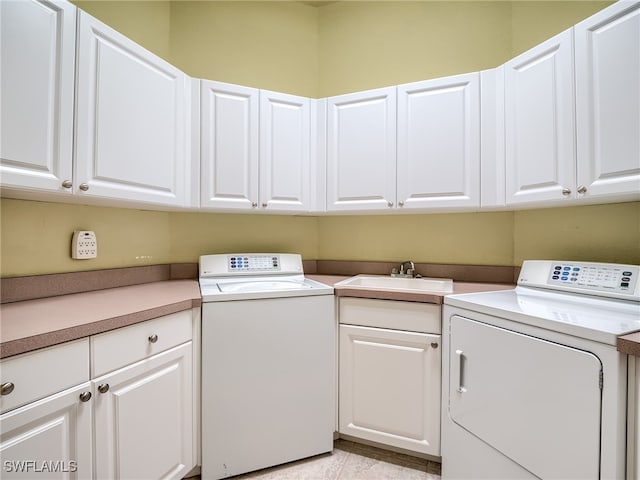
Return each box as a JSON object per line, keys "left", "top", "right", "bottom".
{"left": 391, "top": 260, "right": 416, "bottom": 278}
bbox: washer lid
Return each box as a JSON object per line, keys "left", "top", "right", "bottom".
{"left": 200, "top": 276, "right": 333, "bottom": 302}
{"left": 445, "top": 286, "right": 640, "bottom": 345}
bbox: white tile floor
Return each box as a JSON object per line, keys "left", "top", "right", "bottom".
{"left": 197, "top": 440, "right": 441, "bottom": 480}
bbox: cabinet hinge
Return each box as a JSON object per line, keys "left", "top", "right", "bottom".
{"left": 599, "top": 370, "right": 603, "bottom": 390}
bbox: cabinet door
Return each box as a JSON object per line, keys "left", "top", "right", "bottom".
{"left": 575, "top": 1, "right": 640, "bottom": 200}
{"left": 200, "top": 80, "right": 259, "bottom": 210}
{"left": 259, "top": 90, "right": 311, "bottom": 212}
{"left": 397, "top": 73, "right": 480, "bottom": 209}
{"left": 505, "top": 29, "right": 576, "bottom": 205}
{"left": 339, "top": 324, "right": 441, "bottom": 456}
{"left": 75, "top": 11, "right": 188, "bottom": 207}
{"left": 0, "top": 382, "right": 93, "bottom": 479}
{"left": 93, "top": 343, "right": 193, "bottom": 480}
{"left": 0, "top": 0, "right": 75, "bottom": 193}
{"left": 327, "top": 87, "right": 396, "bottom": 211}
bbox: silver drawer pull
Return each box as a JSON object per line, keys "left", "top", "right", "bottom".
{"left": 1, "top": 382, "right": 15, "bottom": 396}
{"left": 148, "top": 334, "right": 159, "bottom": 344}
{"left": 430, "top": 342, "right": 439, "bottom": 349}
{"left": 98, "top": 383, "right": 110, "bottom": 394}
{"left": 79, "top": 391, "right": 92, "bottom": 402}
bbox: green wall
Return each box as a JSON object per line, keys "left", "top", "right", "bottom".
{"left": 2, "top": 0, "right": 638, "bottom": 278}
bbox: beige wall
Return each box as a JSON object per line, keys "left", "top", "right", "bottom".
{"left": 74, "top": 1, "right": 172, "bottom": 62}
{"left": 2, "top": 1, "right": 637, "bottom": 278}
{"left": 169, "top": 1, "right": 320, "bottom": 97}
{"left": 318, "top": 1, "right": 512, "bottom": 97}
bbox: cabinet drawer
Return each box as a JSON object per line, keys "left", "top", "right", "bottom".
{"left": 91, "top": 310, "right": 192, "bottom": 378}
{"left": 0, "top": 339, "right": 89, "bottom": 414}
{"left": 339, "top": 297, "right": 441, "bottom": 333}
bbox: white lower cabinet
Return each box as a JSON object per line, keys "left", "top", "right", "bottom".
{"left": 0, "top": 339, "right": 92, "bottom": 478}
{"left": 338, "top": 298, "right": 441, "bottom": 457}
{"left": 92, "top": 343, "right": 193, "bottom": 480}
{"left": 0, "top": 382, "right": 93, "bottom": 479}
{"left": 0, "top": 310, "right": 196, "bottom": 480}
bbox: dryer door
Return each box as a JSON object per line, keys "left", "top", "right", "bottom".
{"left": 449, "top": 315, "right": 602, "bottom": 479}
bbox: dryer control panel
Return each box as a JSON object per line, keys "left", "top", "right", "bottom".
{"left": 519, "top": 260, "right": 640, "bottom": 301}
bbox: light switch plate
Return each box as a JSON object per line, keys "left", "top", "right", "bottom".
{"left": 72, "top": 231, "right": 97, "bottom": 259}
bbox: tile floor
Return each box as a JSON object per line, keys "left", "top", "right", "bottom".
{"left": 195, "top": 439, "right": 441, "bottom": 479}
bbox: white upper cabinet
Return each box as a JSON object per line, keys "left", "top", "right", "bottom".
{"left": 397, "top": 73, "right": 480, "bottom": 209}
{"left": 75, "top": 11, "right": 190, "bottom": 207}
{"left": 259, "top": 90, "right": 311, "bottom": 212}
{"left": 480, "top": 67, "right": 506, "bottom": 209}
{"left": 575, "top": 1, "right": 640, "bottom": 201}
{"left": 327, "top": 87, "right": 397, "bottom": 211}
{"left": 0, "top": 0, "right": 76, "bottom": 193}
{"left": 200, "top": 80, "right": 259, "bottom": 210}
{"left": 505, "top": 29, "right": 576, "bottom": 205}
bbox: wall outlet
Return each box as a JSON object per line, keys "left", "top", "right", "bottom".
{"left": 72, "top": 231, "right": 97, "bottom": 259}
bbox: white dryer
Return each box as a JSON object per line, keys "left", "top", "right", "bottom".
{"left": 442, "top": 260, "right": 640, "bottom": 479}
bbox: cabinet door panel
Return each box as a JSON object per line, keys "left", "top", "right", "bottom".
{"left": 327, "top": 88, "right": 396, "bottom": 211}
{"left": 93, "top": 343, "right": 193, "bottom": 480}
{"left": 398, "top": 73, "right": 480, "bottom": 209}
{"left": 575, "top": 1, "right": 640, "bottom": 199}
{"left": 0, "top": 382, "right": 92, "bottom": 479}
{"left": 75, "top": 12, "right": 188, "bottom": 206}
{"left": 259, "top": 91, "right": 310, "bottom": 212}
{"left": 339, "top": 324, "right": 440, "bottom": 455}
{"left": 200, "top": 81, "right": 259, "bottom": 210}
{"left": 0, "top": 0, "right": 75, "bottom": 192}
{"left": 505, "top": 29, "right": 575, "bottom": 205}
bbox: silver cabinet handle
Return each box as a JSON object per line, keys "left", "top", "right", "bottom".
{"left": 79, "top": 183, "right": 89, "bottom": 191}
{"left": 61, "top": 180, "right": 73, "bottom": 189}
{"left": 430, "top": 342, "right": 439, "bottom": 349}
{"left": 251, "top": 202, "right": 257, "bottom": 208}
{"left": 398, "top": 201, "right": 404, "bottom": 207}
{"left": 98, "top": 383, "right": 110, "bottom": 394}
{"left": 387, "top": 201, "right": 393, "bottom": 207}
{"left": 1, "top": 382, "right": 15, "bottom": 395}
{"left": 148, "top": 334, "right": 158, "bottom": 344}
{"left": 561, "top": 188, "right": 571, "bottom": 196}
{"left": 262, "top": 203, "right": 268, "bottom": 208}
{"left": 577, "top": 185, "right": 587, "bottom": 194}
{"left": 456, "top": 349, "right": 467, "bottom": 393}
{"left": 79, "top": 391, "right": 92, "bottom": 402}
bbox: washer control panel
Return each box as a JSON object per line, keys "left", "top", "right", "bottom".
{"left": 519, "top": 260, "right": 640, "bottom": 301}
{"left": 199, "top": 253, "right": 304, "bottom": 277}
{"left": 228, "top": 254, "right": 280, "bottom": 272}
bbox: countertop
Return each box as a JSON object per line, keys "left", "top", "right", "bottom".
{"left": 1, "top": 273, "right": 514, "bottom": 359}
{"left": 0, "top": 280, "right": 201, "bottom": 359}
{"left": 308, "top": 274, "right": 514, "bottom": 304}
{"left": 5, "top": 272, "right": 636, "bottom": 359}
{"left": 617, "top": 332, "right": 640, "bottom": 357}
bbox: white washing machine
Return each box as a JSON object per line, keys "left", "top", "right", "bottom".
{"left": 199, "top": 253, "right": 335, "bottom": 480}
{"left": 442, "top": 260, "right": 640, "bottom": 479}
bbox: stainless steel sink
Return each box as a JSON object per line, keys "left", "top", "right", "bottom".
{"left": 335, "top": 274, "right": 453, "bottom": 293}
